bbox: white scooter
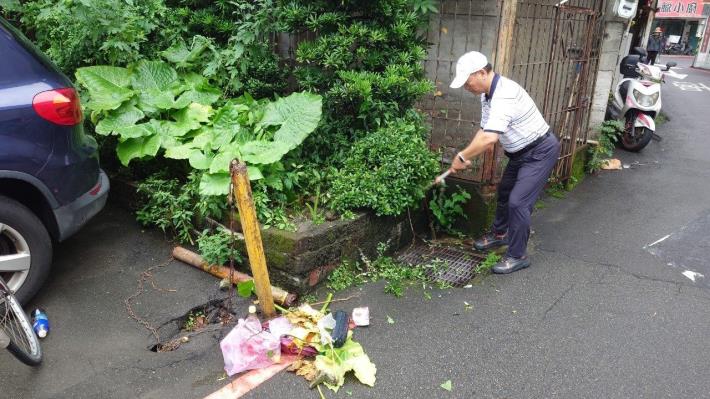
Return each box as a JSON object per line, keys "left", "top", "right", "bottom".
{"left": 606, "top": 47, "right": 685, "bottom": 152}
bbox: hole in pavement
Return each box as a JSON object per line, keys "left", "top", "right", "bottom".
{"left": 148, "top": 297, "right": 246, "bottom": 352}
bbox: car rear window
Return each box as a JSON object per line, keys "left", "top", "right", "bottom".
{"left": 0, "top": 17, "right": 65, "bottom": 81}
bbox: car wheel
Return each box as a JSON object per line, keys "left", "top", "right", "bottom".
{"left": 0, "top": 195, "right": 52, "bottom": 305}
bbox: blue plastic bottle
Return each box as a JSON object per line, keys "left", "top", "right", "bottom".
{"left": 32, "top": 309, "right": 49, "bottom": 339}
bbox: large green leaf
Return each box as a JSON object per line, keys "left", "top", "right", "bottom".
{"left": 161, "top": 41, "right": 192, "bottom": 65}
{"left": 258, "top": 92, "right": 322, "bottom": 149}
{"left": 240, "top": 141, "right": 292, "bottom": 165}
{"left": 181, "top": 103, "right": 213, "bottom": 123}
{"left": 174, "top": 88, "right": 222, "bottom": 108}
{"left": 247, "top": 166, "right": 264, "bottom": 181}
{"left": 95, "top": 103, "right": 145, "bottom": 136}
{"left": 190, "top": 128, "right": 215, "bottom": 150}
{"left": 164, "top": 143, "right": 198, "bottom": 160}
{"left": 161, "top": 36, "right": 211, "bottom": 67}
{"left": 212, "top": 103, "right": 242, "bottom": 131}
{"left": 183, "top": 72, "right": 210, "bottom": 89}
{"left": 131, "top": 60, "right": 179, "bottom": 91}
{"left": 209, "top": 144, "right": 241, "bottom": 173}
{"left": 115, "top": 121, "right": 158, "bottom": 139}
{"left": 199, "top": 173, "right": 231, "bottom": 196}
{"left": 76, "top": 66, "right": 134, "bottom": 111}
{"left": 189, "top": 151, "right": 214, "bottom": 170}
{"left": 116, "top": 135, "right": 161, "bottom": 166}
{"left": 137, "top": 89, "right": 177, "bottom": 111}
{"left": 154, "top": 120, "right": 194, "bottom": 138}
{"left": 210, "top": 103, "right": 243, "bottom": 147}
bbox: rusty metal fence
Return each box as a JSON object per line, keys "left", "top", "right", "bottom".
{"left": 512, "top": 0, "right": 604, "bottom": 180}
{"left": 422, "top": 0, "right": 605, "bottom": 185}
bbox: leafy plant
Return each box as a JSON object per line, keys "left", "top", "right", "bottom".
{"left": 184, "top": 310, "right": 205, "bottom": 331}
{"left": 412, "top": 0, "right": 439, "bottom": 15}
{"left": 135, "top": 172, "right": 225, "bottom": 244}
{"left": 17, "top": 0, "right": 172, "bottom": 75}
{"left": 655, "top": 111, "right": 669, "bottom": 127}
{"left": 0, "top": 0, "right": 21, "bottom": 12}
{"left": 275, "top": 0, "right": 437, "bottom": 192}
{"left": 429, "top": 187, "right": 471, "bottom": 234}
{"left": 359, "top": 242, "right": 427, "bottom": 297}
{"left": 587, "top": 120, "right": 623, "bottom": 173}
{"left": 251, "top": 183, "right": 296, "bottom": 230}
{"left": 76, "top": 60, "right": 323, "bottom": 196}
{"left": 305, "top": 185, "right": 326, "bottom": 225}
{"left": 474, "top": 252, "right": 501, "bottom": 275}
{"left": 237, "top": 280, "right": 256, "bottom": 298}
{"left": 197, "top": 229, "right": 242, "bottom": 266}
{"left": 545, "top": 178, "right": 567, "bottom": 199}
{"left": 330, "top": 116, "right": 440, "bottom": 217}
{"left": 327, "top": 260, "right": 367, "bottom": 291}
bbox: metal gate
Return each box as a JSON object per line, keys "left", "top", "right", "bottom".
{"left": 505, "top": 0, "right": 604, "bottom": 180}
{"left": 424, "top": 0, "right": 604, "bottom": 185}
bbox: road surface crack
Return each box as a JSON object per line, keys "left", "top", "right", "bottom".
{"left": 542, "top": 284, "right": 574, "bottom": 320}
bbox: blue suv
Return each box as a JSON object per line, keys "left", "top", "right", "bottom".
{"left": 0, "top": 17, "right": 109, "bottom": 303}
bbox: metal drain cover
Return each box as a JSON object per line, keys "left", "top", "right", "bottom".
{"left": 397, "top": 244, "right": 487, "bottom": 287}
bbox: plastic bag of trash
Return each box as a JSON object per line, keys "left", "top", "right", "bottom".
{"left": 220, "top": 316, "right": 281, "bottom": 376}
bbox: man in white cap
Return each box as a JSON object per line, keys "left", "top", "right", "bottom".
{"left": 448, "top": 51, "right": 560, "bottom": 274}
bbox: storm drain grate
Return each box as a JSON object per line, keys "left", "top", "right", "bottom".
{"left": 397, "top": 244, "right": 487, "bottom": 287}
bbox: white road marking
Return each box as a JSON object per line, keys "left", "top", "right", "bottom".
{"left": 671, "top": 81, "right": 710, "bottom": 91}
{"left": 682, "top": 270, "right": 704, "bottom": 282}
{"left": 645, "top": 234, "right": 671, "bottom": 248}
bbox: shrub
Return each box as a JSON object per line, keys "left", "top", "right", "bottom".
{"left": 330, "top": 115, "right": 439, "bottom": 216}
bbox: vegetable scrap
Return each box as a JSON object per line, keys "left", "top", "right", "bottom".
{"left": 219, "top": 303, "right": 376, "bottom": 392}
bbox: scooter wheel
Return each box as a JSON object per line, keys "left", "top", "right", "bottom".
{"left": 620, "top": 126, "right": 653, "bottom": 152}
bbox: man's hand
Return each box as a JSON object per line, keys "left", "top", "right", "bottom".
{"left": 450, "top": 152, "right": 471, "bottom": 173}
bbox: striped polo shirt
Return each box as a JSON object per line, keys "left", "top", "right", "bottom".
{"left": 480, "top": 74, "right": 550, "bottom": 154}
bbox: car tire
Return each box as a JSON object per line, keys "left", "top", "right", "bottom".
{"left": 0, "top": 195, "right": 52, "bottom": 305}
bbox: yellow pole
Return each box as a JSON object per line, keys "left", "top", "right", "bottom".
{"left": 230, "top": 160, "right": 275, "bottom": 317}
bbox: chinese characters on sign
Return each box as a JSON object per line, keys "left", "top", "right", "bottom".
{"left": 656, "top": 0, "right": 703, "bottom": 18}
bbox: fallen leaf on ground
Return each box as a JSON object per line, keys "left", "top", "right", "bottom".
{"left": 441, "top": 380, "right": 452, "bottom": 391}
{"left": 386, "top": 315, "right": 395, "bottom": 324}
{"left": 601, "top": 159, "right": 622, "bottom": 170}
{"left": 289, "top": 359, "right": 318, "bottom": 381}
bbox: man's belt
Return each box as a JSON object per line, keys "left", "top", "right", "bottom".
{"left": 505, "top": 131, "right": 551, "bottom": 159}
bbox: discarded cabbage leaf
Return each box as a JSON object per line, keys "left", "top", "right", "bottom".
{"left": 314, "top": 334, "right": 377, "bottom": 392}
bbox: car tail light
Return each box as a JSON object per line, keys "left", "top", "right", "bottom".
{"left": 32, "top": 88, "right": 82, "bottom": 126}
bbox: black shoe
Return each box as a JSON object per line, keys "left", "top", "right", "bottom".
{"left": 492, "top": 256, "right": 531, "bottom": 274}
{"left": 474, "top": 232, "right": 507, "bottom": 251}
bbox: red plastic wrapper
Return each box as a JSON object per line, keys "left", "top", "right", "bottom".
{"left": 280, "top": 336, "right": 319, "bottom": 357}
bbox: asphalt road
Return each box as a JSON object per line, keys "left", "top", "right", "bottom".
{"left": 246, "top": 57, "right": 710, "bottom": 398}
{"left": 1, "top": 57, "right": 710, "bottom": 399}
{"left": 0, "top": 205, "right": 249, "bottom": 398}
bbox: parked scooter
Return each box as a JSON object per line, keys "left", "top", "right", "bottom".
{"left": 606, "top": 47, "right": 683, "bottom": 152}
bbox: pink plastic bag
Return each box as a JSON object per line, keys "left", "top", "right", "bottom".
{"left": 220, "top": 317, "right": 281, "bottom": 376}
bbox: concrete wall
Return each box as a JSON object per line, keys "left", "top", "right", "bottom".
{"left": 588, "top": 1, "right": 632, "bottom": 137}
{"left": 693, "top": 14, "right": 710, "bottom": 69}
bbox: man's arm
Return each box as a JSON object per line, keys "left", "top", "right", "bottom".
{"left": 450, "top": 129, "right": 499, "bottom": 172}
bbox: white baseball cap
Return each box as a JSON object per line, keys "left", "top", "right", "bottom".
{"left": 450, "top": 51, "right": 488, "bottom": 89}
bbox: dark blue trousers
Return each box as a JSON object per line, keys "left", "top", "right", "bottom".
{"left": 492, "top": 132, "right": 561, "bottom": 259}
